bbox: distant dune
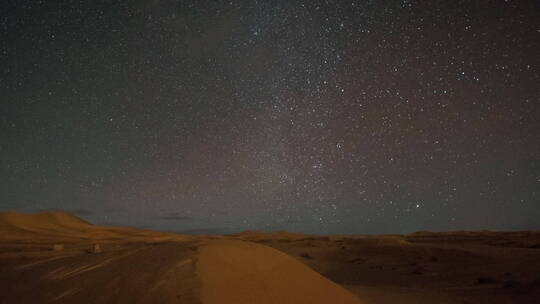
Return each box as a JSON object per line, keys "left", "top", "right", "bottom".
{"left": 0, "top": 211, "right": 186, "bottom": 243}
{"left": 0, "top": 211, "right": 92, "bottom": 230}
{"left": 1, "top": 211, "right": 539, "bottom": 303}
{"left": 0, "top": 211, "right": 363, "bottom": 303}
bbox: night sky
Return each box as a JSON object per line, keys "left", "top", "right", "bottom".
{"left": 1, "top": 1, "right": 539, "bottom": 234}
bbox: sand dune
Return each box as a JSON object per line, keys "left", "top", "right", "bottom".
{"left": 197, "top": 240, "right": 362, "bottom": 304}
{"left": 0, "top": 212, "right": 363, "bottom": 303}
{"left": 0, "top": 211, "right": 187, "bottom": 244}
{"left": 1, "top": 211, "right": 539, "bottom": 303}
{"left": 0, "top": 211, "right": 91, "bottom": 230}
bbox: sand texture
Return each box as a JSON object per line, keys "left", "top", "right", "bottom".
{"left": 1, "top": 211, "right": 540, "bottom": 303}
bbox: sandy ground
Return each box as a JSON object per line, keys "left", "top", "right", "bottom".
{"left": 1, "top": 211, "right": 539, "bottom": 303}
{"left": 197, "top": 239, "right": 361, "bottom": 304}
{"left": 244, "top": 232, "right": 540, "bottom": 304}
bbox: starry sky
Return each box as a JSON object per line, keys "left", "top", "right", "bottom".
{"left": 1, "top": 0, "right": 539, "bottom": 234}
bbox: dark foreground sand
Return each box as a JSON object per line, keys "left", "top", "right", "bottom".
{"left": 1, "top": 211, "right": 539, "bottom": 303}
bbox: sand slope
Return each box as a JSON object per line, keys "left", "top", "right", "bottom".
{"left": 197, "top": 240, "right": 363, "bottom": 304}
{"left": 0, "top": 211, "right": 91, "bottom": 230}
{"left": 0, "top": 242, "right": 200, "bottom": 304}
{"left": 0, "top": 212, "right": 363, "bottom": 303}
{"left": 0, "top": 211, "right": 187, "bottom": 243}
{"left": 2, "top": 211, "right": 539, "bottom": 303}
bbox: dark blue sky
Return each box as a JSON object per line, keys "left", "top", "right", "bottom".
{"left": 1, "top": 0, "right": 539, "bottom": 234}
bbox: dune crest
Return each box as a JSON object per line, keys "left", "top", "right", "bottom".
{"left": 196, "top": 240, "right": 363, "bottom": 304}
{"left": 0, "top": 211, "right": 91, "bottom": 230}
{"left": 2, "top": 211, "right": 539, "bottom": 303}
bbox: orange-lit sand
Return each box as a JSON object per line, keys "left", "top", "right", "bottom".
{"left": 197, "top": 239, "right": 362, "bottom": 304}
{"left": 1, "top": 211, "right": 539, "bottom": 303}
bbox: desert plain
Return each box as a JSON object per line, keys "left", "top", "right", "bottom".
{"left": 1, "top": 211, "right": 539, "bottom": 304}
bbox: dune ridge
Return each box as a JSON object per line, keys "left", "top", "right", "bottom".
{"left": 197, "top": 239, "right": 363, "bottom": 304}
{"left": 0, "top": 211, "right": 91, "bottom": 229}
{"left": 2, "top": 211, "right": 540, "bottom": 303}
{"left": 0, "top": 211, "right": 365, "bottom": 303}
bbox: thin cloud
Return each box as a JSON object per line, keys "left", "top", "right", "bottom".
{"left": 159, "top": 212, "right": 193, "bottom": 221}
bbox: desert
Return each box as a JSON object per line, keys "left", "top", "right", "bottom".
{"left": 3, "top": 1, "right": 539, "bottom": 303}
{"left": 1, "top": 211, "right": 539, "bottom": 304}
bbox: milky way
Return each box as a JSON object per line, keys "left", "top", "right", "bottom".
{"left": 1, "top": 1, "right": 539, "bottom": 234}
